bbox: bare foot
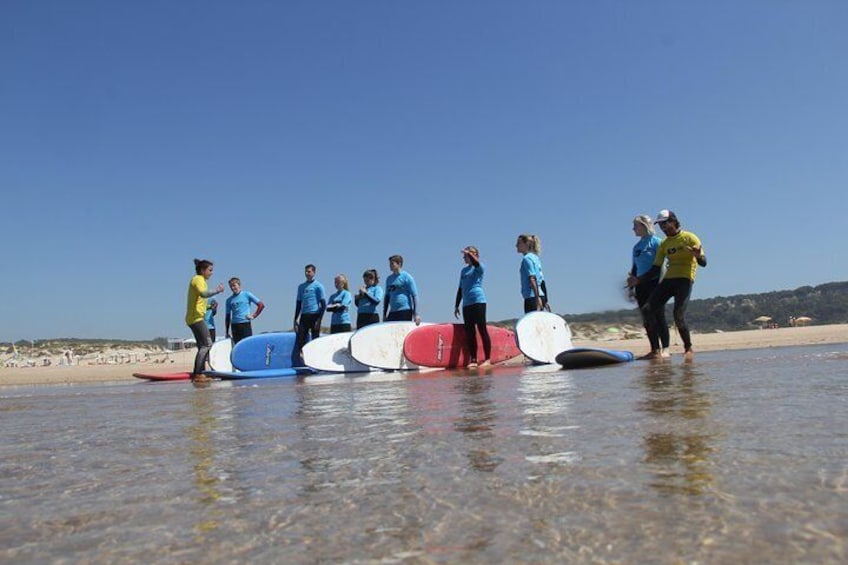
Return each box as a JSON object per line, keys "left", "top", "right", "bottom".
{"left": 661, "top": 349, "right": 672, "bottom": 358}
{"left": 683, "top": 349, "right": 694, "bottom": 362}
{"left": 638, "top": 351, "right": 662, "bottom": 360}
{"left": 478, "top": 360, "right": 492, "bottom": 367}
{"left": 191, "top": 373, "right": 213, "bottom": 384}
{"left": 467, "top": 361, "right": 478, "bottom": 369}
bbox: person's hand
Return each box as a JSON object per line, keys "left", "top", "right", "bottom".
{"left": 293, "top": 321, "right": 299, "bottom": 332}
{"left": 414, "top": 315, "right": 422, "bottom": 326}
{"left": 454, "top": 307, "right": 460, "bottom": 319}
{"left": 246, "top": 313, "right": 253, "bottom": 320}
{"left": 216, "top": 283, "right": 225, "bottom": 293}
{"left": 626, "top": 274, "right": 638, "bottom": 288}
{"left": 536, "top": 298, "right": 544, "bottom": 311}
{"left": 688, "top": 245, "right": 703, "bottom": 259}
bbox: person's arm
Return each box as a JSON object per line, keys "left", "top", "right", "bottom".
{"left": 314, "top": 298, "right": 327, "bottom": 330}
{"left": 293, "top": 300, "right": 302, "bottom": 329}
{"left": 454, "top": 287, "right": 462, "bottom": 319}
{"left": 200, "top": 283, "right": 224, "bottom": 298}
{"left": 251, "top": 302, "right": 264, "bottom": 319}
{"left": 383, "top": 286, "right": 390, "bottom": 319}
{"left": 690, "top": 245, "right": 707, "bottom": 267}
{"left": 529, "top": 275, "right": 542, "bottom": 311}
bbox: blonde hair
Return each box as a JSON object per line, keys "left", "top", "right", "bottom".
{"left": 335, "top": 274, "right": 350, "bottom": 290}
{"left": 633, "top": 215, "right": 655, "bottom": 235}
{"left": 518, "top": 234, "right": 541, "bottom": 254}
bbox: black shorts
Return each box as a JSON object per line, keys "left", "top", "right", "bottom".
{"left": 357, "top": 313, "right": 380, "bottom": 329}
{"left": 231, "top": 322, "right": 253, "bottom": 344}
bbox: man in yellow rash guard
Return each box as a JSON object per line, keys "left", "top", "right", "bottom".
{"left": 636, "top": 210, "right": 707, "bottom": 361}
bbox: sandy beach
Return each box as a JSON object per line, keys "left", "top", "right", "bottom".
{"left": 1, "top": 324, "right": 846, "bottom": 387}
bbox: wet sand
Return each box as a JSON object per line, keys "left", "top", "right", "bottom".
{"left": 1, "top": 324, "right": 846, "bottom": 387}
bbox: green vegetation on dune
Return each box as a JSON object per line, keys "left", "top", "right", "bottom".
{"left": 497, "top": 281, "right": 848, "bottom": 332}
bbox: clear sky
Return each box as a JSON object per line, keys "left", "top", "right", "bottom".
{"left": 1, "top": 1, "right": 846, "bottom": 341}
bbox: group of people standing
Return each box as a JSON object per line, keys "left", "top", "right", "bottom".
{"left": 184, "top": 218, "right": 705, "bottom": 382}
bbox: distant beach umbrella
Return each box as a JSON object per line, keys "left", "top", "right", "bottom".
{"left": 752, "top": 316, "right": 772, "bottom": 323}
{"left": 794, "top": 316, "right": 812, "bottom": 325}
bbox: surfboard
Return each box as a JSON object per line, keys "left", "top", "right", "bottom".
{"left": 514, "top": 311, "right": 574, "bottom": 364}
{"left": 231, "top": 332, "right": 298, "bottom": 371}
{"left": 555, "top": 347, "right": 634, "bottom": 369}
{"left": 208, "top": 338, "right": 233, "bottom": 372}
{"left": 349, "top": 321, "right": 423, "bottom": 371}
{"left": 204, "top": 367, "right": 315, "bottom": 380}
{"left": 132, "top": 372, "right": 191, "bottom": 381}
{"left": 403, "top": 323, "right": 521, "bottom": 368}
{"left": 302, "top": 332, "right": 373, "bottom": 373}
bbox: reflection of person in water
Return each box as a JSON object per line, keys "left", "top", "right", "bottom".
{"left": 638, "top": 363, "right": 716, "bottom": 495}
{"left": 452, "top": 376, "right": 501, "bottom": 472}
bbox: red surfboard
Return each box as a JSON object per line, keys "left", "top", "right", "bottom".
{"left": 403, "top": 323, "right": 521, "bottom": 368}
{"left": 132, "top": 372, "right": 192, "bottom": 381}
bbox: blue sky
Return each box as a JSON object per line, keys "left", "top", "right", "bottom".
{"left": 1, "top": 1, "right": 846, "bottom": 341}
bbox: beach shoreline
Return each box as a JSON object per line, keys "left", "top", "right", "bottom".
{"left": 1, "top": 324, "right": 845, "bottom": 387}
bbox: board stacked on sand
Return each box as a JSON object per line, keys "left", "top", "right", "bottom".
{"left": 403, "top": 323, "right": 521, "bottom": 368}
{"left": 302, "top": 332, "right": 372, "bottom": 373}
{"left": 555, "top": 348, "right": 634, "bottom": 370}
{"left": 133, "top": 372, "right": 191, "bottom": 381}
{"left": 349, "top": 322, "right": 424, "bottom": 371}
{"left": 514, "top": 311, "right": 574, "bottom": 364}
{"left": 231, "top": 332, "right": 299, "bottom": 371}
{"left": 209, "top": 338, "right": 233, "bottom": 372}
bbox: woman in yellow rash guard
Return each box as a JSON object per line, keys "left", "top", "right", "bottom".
{"left": 186, "top": 259, "right": 224, "bottom": 382}
{"left": 635, "top": 210, "right": 706, "bottom": 362}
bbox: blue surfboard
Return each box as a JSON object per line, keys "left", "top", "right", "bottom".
{"left": 231, "top": 332, "right": 298, "bottom": 371}
{"left": 555, "top": 347, "right": 634, "bottom": 370}
{"left": 205, "top": 367, "right": 315, "bottom": 380}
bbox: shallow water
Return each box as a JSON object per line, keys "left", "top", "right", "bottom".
{"left": 1, "top": 344, "right": 846, "bottom": 563}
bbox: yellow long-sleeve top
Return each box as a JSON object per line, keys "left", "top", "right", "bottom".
{"left": 185, "top": 275, "right": 208, "bottom": 326}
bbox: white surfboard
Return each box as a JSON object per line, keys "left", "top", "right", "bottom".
{"left": 514, "top": 311, "right": 573, "bottom": 364}
{"left": 302, "top": 332, "right": 373, "bottom": 373}
{"left": 208, "top": 338, "right": 233, "bottom": 372}
{"left": 349, "top": 322, "right": 425, "bottom": 371}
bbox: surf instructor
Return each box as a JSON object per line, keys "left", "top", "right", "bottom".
{"left": 186, "top": 258, "right": 224, "bottom": 383}
{"left": 635, "top": 210, "right": 707, "bottom": 362}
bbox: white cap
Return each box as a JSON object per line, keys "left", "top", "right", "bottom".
{"left": 655, "top": 209, "right": 676, "bottom": 223}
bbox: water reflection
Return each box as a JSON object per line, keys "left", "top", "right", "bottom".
{"left": 186, "top": 387, "right": 237, "bottom": 535}
{"left": 518, "top": 368, "right": 579, "bottom": 466}
{"left": 638, "top": 362, "right": 717, "bottom": 495}
{"left": 452, "top": 374, "right": 501, "bottom": 472}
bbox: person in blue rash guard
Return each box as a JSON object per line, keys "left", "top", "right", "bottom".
{"left": 454, "top": 246, "right": 491, "bottom": 366}
{"left": 326, "top": 274, "right": 353, "bottom": 334}
{"left": 383, "top": 255, "right": 421, "bottom": 324}
{"left": 293, "top": 264, "right": 326, "bottom": 365}
{"left": 355, "top": 269, "right": 383, "bottom": 329}
{"left": 626, "top": 215, "right": 669, "bottom": 359}
{"left": 516, "top": 234, "right": 549, "bottom": 313}
{"left": 204, "top": 299, "right": 218, "bottom": 342}
{"left": 225, "top": 277, "right": 265, "bottom": 344}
